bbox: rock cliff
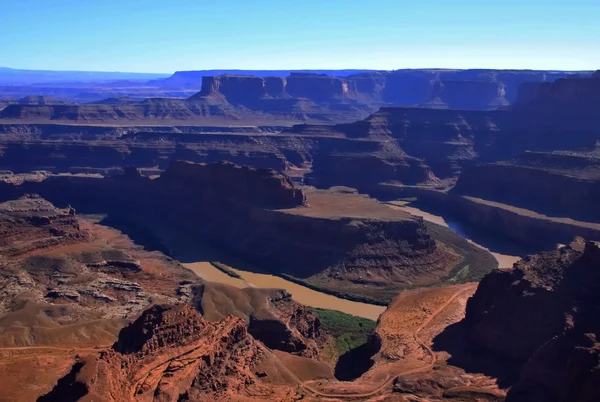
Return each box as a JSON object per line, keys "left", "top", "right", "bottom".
{"left": 452, "top": 151, "right": 600, "bottom": 222}
{"left": 0, "top": 195, "right": 88, "bottom": 257}
{"left": 464, "top": 239, "right": 600, "bottom": 402}
{"left": 0, "top": 98, "right": 238, "bottom": 121}
{"left": 420, "top": 80, "right": 509, "bottom": 110}
{"left": 185, "top": 69, "right": 577, "bottom": 113}
{"left": 39, "top": 304, "right": 297, "bottom": 401}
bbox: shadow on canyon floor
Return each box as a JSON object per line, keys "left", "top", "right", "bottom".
{"left": 98, "top": 214, "right": 272, "bottom": 275}
{"left": 333, "top": 340, "right": 378, "bottom": 381}
{"left": 432, "top": 319, "right": 521, "bottom": 389}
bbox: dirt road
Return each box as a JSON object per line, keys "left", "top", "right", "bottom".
{"left": 300, "top": 285, "right": 477, "bottom": 399}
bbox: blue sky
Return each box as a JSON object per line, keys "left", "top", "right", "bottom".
{"left": 2, "top": 0, "right": 598, "bottom": 73}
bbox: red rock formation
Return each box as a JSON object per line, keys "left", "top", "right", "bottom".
{"left": 285, "top": 73, "right": 348, "bottom": 101}
{"left": 39, "top": 304, "right": 281, "bottom": 401}
{"left": 0, "top": 195, "right": 89, "bottom": 257}
{"left": 465, "top": 240, "right": 600, "bottom": 402}
{"left": 452, "top": 151, "right": 600, "bottom": 223}
{"left": 264, "top": 76, "right": 287, "bottom": 97}
{"left": 194, "top": 285, "right": 324, "bottom": 358}
{"left": 0, "top": 98, "right": 236, "bottom": 121}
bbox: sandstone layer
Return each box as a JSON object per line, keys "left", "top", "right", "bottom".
{"left": 452, "top": 150, "right": 600, "bottom": 223}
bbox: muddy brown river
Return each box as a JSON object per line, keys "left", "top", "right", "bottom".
{"left": 185, "top": 261, "right": 387, "bottom": 320}
{"left": 182, "top": 199, "right": 521, "bottom": 321}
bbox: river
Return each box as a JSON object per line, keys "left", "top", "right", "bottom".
{"left": 184, "top": 261, "right": 386, "bottom": 320}
{"left": 386, "top": 201, "right": 522, "bottom": 268}
{"left": 179, "top": 200, "right": 521, "bottom": 321}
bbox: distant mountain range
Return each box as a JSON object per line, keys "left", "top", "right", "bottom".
{"left": 0, "top": 67, "right": 170, "bottom": 85}
{"left": 0, "top": 67, "right": 379, "bottom": 86}
{"left": 0, "top": 67, "right": 593, "bottom": 108}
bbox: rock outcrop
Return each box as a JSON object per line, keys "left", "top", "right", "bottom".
{"left": 158, "top": 160, "right": 306, "bottom": 208}
{"left": 39, "top": 304, "right": 294, "bottom": 401}
{"left": 464, "top": 240, "right": 600, "bottom": 402}
{"left": 193, "top": 284, "right": 324, "bottom": 358}
{"left": 0, "top": 195, "right": 88, "bottom": 257}
{"left": 0, "top": 195, "right": 199, "bottom": 349}
{"left": 0, "top": 194, "right": 336, "bottom": 401}
{"left": 185, "top": 69, "right": 579, "bottom": 112}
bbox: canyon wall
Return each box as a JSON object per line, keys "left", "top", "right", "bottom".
{"left": 1, "top": 68, "right": 588, "bottom": 105}
{"left": 452, "top": 153, "right": 600, "bottom": 222}
{"left": 464, "top": 240, "right": 600, "bottom": 402}
{"left": 373, "top": 184, "right": 600, "bottom": 250}
{"left": 3, "top": 161, "right": 493, "bottom": 303}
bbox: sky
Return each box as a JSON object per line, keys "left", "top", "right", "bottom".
{"left": 2, "top": 0, "right": 599, "bottom": 73}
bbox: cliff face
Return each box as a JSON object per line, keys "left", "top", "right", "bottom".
{"left": 420, "top": 80, "right": 509, "bottom": 110}
{"left": 452, "top": 151, "right": 600, "bottom": 222}
{"left": 0, "top": 128, "right": 296, "bottom": 173}
{"left": 285, "top": 73, "right": 348, "bottom": 101}
{"left": 305, "top": 106, "right": 504, "bottom": 185}
{"left": 159, "top": 160, "right": 306, "bottom": 209}
{"left": 310, "top": 153, "right": 433, "bottom": 189}
{"left": 0, "top": 98, "right": 237, "bottom": 121}
{"left": 1, "top": 74, "right": 597, "bottom": 192}
{"left": 183, "top": 69, "right": 582, "bottom": 113}
{"left": 0, "top": 195, "right": 88, "bottom": 257}
{"left": 464, "top": 240, "right": 600, "bottom": 402}
{"left": 195, "top": 75, "right": 265, "bottom": 103}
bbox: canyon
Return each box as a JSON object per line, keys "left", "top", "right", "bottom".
{"left": 1, "top": 66, "right": 599, "bottom": 402}
{"left": 1, "top": 73, "right": 598, "bottom": 259}
{"left": 0, "top": 161, "right": 496, "bottom": 304}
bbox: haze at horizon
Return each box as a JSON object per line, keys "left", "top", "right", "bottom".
{"left": 2, "top": 0, "right": 599, "bottom": 73}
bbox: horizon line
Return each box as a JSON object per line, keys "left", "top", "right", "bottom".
{"left": 1, "top": 66, "right": 596, "bottom": 76}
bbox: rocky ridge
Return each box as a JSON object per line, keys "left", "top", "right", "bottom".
{"left": 0, "top": 194, "right": 334, "bottom": 401}
{"left": 39, "top": 304, "right": 298, "bottom": 401}
{"left": 193, "top": 284, "right": 324, "bottom": 358}
{"left": 0, "top": 195, "right": 198, "bottom": 347}
{"left": 464, "top": 238, "right": 600, "bottom": 402}
{"left": 0, "top": 195, "right": 87, "bottom": 258}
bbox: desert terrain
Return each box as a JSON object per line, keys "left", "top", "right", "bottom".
{"left": 0, "top": 64, "right": 599, "bottom": 402}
